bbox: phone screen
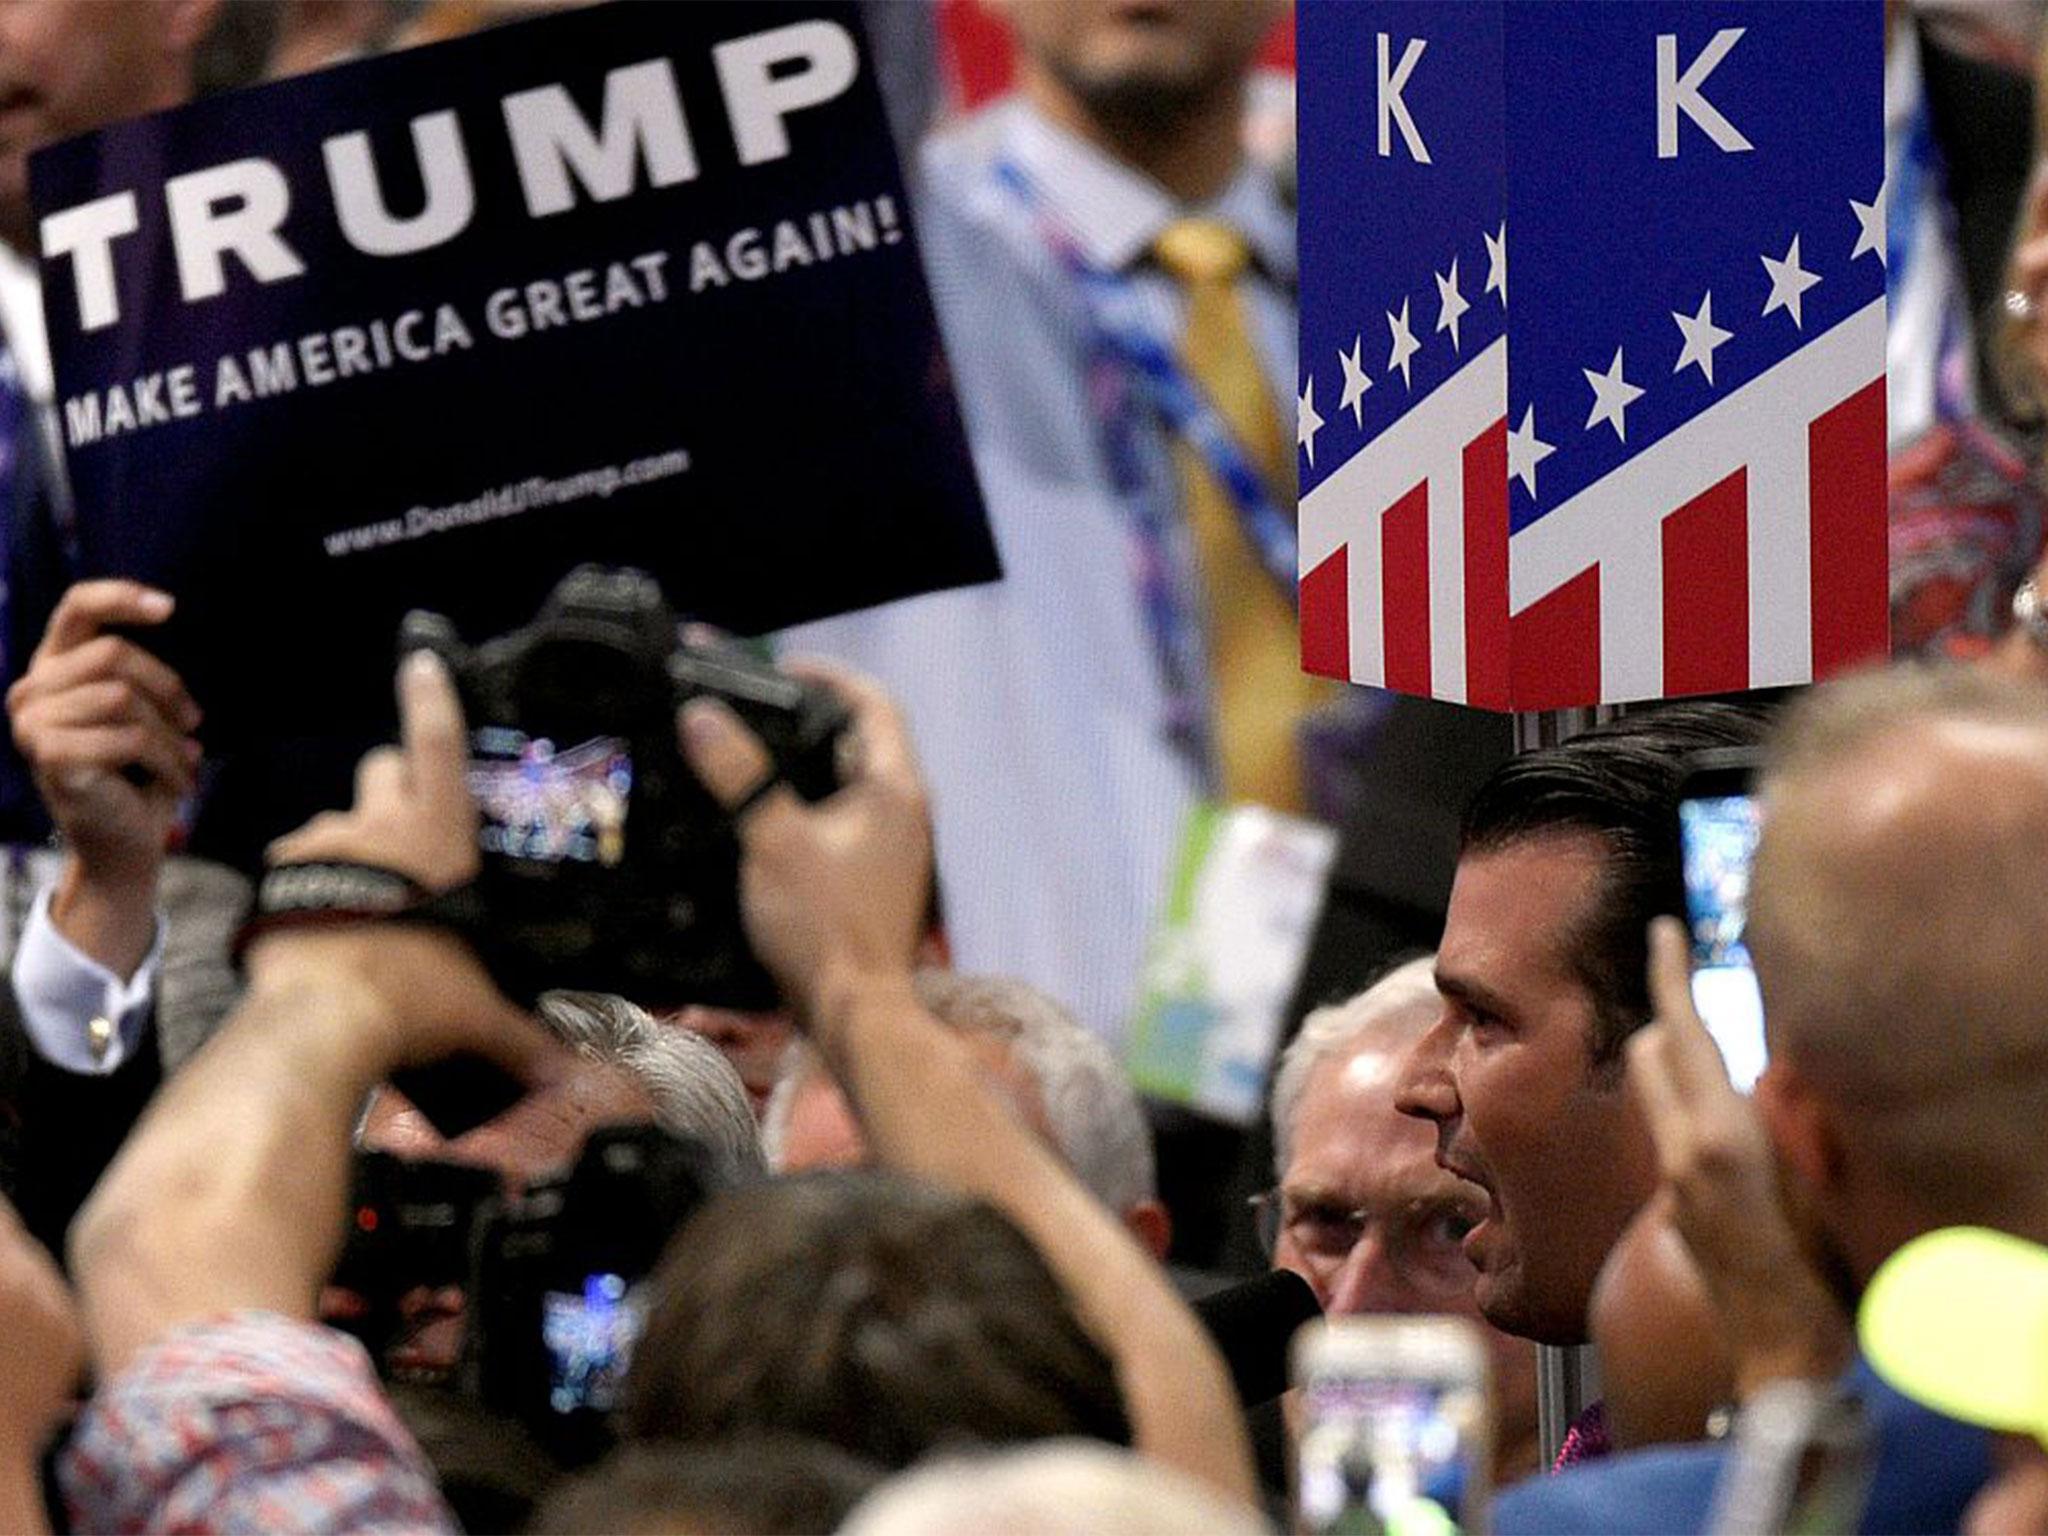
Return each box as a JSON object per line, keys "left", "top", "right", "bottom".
{"left": 1296, "top": 1342, "right": 1488, "bottom": 1535}
{"left": 1678, "top": 791, "right": 1767, "bottom": 1092}
{"left": 470, "top": 727, "right": 632, "bottom": 867}
{"left": 541, "top": 1271, "right": 644, "bottom": 1415}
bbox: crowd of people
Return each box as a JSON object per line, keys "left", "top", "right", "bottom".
{"left": 3, "top": 1, "right": 2048, "bottom": 1533}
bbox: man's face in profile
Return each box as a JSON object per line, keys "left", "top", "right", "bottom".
{"left": 1397, "top": 832, "right": 1656, "bottom": 1345}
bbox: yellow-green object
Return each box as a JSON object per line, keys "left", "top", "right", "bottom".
{"left": 1859, "top": 1226, "right": 2048, "bottom": 1445}
{"left": 1385, "top": 1496, "right": 1460, "bottom": 1536}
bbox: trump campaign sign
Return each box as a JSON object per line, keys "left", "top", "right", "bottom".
{"left": 26, "top": 0, "right": 996, "bottom": 753}
{"left": 1296, "top": 2, "right": 1887, "bottom": 709}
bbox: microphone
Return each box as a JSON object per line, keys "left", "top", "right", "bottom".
{"left": 1193, "top": 1268, "right": 1323, "bottom": 1408}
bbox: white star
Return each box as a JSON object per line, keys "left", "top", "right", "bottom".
{"left": 1434, "top": 258, "right": 1470, "bottom": 352}
{"left": 1483, "top": 221, "right": 1507, "bottom": 307}
{"left": 1582, "top": 347, "right": 1645, "bottom": 442}
{"left": 1850, "top": 180, "right": 1888, "bottom": 267}
{"left": 1671, "top": 291, "right": 1734, "bottom": 386}
{"left": 1297, "top": 376, "right": 1325, "bottom": 466}
{"left": 1337, "top": 335, "right": 1372, "bottom": 428}
{"left": 1386, "top": 298, "right": 1420, "bottom": 389}
{"left": 1506, "top": 404, "right": 1555, "bottom": 500}
{"left": 1761, "top": 235, "right": 1822, "bottom": 328}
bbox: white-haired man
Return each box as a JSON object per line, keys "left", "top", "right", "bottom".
{"left": 340, "top": 989, "right": 763, "bottom": 1381}
{"left": 534, "top": 990, "right": 765, "bottom": 1188}
{"left": 1268, "top": 957, "right": 1540, "bottom": 1484}
{"left": 766, "top": 969, "right": 1171, "bottom": 1260}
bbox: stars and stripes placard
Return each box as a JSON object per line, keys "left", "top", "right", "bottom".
{"left": 1297, "top": 1, "right": 1886, "bottom": 709}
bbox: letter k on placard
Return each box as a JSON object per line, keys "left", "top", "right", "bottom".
{"left": 1657, "top": 29, "right": 1753, "bottom": 160}
{"left": 1377, "top": 34, "right": 1430, "bottom": 165}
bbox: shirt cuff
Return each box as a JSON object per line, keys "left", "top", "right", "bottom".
{"left": 11, "top": 887, "right": 162, "bottom": 1075}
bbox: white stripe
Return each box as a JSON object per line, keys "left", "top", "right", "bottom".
{"left": 1427, "top": 345, "right": 1503, "bottom": 703}
{"left": 1599, "top": 515, "right": 1666, "bottom": 703}
{"left": 1426, "top": 453, "right": 1469, "bottom": 704}
{"left": 1510, "top": 299, "right": 1884, "bottom": 702}
{"left": 1746, "top": 429, "right": 1812, "bottom": 688}
{"left": 1348, "top": 513, "right": 1385, "bottom": 687}
{"left": 1299, "top": 340, "right": 1507, "bottom": 696}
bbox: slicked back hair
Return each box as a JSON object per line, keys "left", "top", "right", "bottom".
{"left": 1459, "top": 703, "right": 1771, "bottom": 1070}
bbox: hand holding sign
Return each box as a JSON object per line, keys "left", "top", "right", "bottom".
{"left": 8, "top": 580, "right": 201, "bottom": 975}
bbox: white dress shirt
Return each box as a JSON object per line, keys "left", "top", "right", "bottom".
{"left": 12, "top": 887, "right": 161, "bottom": 1074}
{"left": 783, "top": 97, "right": 1297, "bottom": 1046}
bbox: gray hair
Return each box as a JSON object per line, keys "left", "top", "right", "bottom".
{"left": 538, "top": 991, "right": 766, "bottom": 1187}
{"left": 837, "top": 1441, "right": 1272, "bottom": 1536}
{"left": 758, "top": 1040, "right": 809, "bottom": 1171}
{"left": 762, "top": 971, "right": 1157, "bottom": 1216}
{"left": 913, "top": 971, "right": 1156, "bottom": 1215}
{"left": 1270, "top": 956, "right": 1440, "bottom": 1180}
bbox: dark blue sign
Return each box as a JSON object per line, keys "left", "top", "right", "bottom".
{"left": 28, "top": 0, "right": 996, "bottom": 762}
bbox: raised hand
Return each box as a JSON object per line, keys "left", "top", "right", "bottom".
{"left": 1628, "top": 917, "right": 1851, "bottom": 1398}
{"left": 677, "top": 658, "right": 932, "bottom": 1028}
{"left": 8, "top": 581, "right": 201, "bottom": 975}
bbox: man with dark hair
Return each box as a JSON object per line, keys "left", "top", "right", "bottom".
{"left": 1492, "top": 664, "right": 2048, "bottom": 1532}
{"left": 1395, "top": 706, "right": 1768, "bottom": 1438}
{"left": 625, "top": 1169, "right": 1131, "bottom": 1467}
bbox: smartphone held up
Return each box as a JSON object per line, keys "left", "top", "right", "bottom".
{"left": 1675, "top": 748, "right": 1768, "bottom": 1093}
{"left": 1293, "top": 1316, "right": 1493, "bottom": 1536}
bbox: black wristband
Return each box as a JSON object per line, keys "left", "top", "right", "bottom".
{"left": 233, "top": 861, "right": 442, "bottom": 966}
{"left": 257, "top": 861, "right": 429, "bottom": 916}
{"left": 234, "top": 861, "right": 548, "bottom": 1007}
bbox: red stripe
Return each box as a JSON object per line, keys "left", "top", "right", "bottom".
{"left": 1381, "top": 483, "right": 1431, "bottom": 694}
{"left": 1300, "top": 544, "right": 1350, "bottom": 681}
{"left": 1463, "top": 419, "right": 1510, "bottom": 709}
{"left": 1511, "top": 565, "right": 1601, "bottom": 708}
{"left": 1661, "top": 468, "right": 1749, "bottom": 696}
{"left": 1808, "top": 377, "right": 1889, "bottom": 676}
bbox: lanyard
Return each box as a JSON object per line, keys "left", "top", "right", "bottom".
{"left": 0, "top": 339, "right": 25, "bottom": 681}
{"left": 991, "top": 156, "right": 1299, "bottom": 770}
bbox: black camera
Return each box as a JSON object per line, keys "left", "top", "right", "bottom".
{"left": 331, "top": 1125, "right": 717, "bottom": 1465}
{"left": 469, "top": 1124, "right": 717, "bottom": 1462}
{"left": 328, "top": 1150, "right": 499, "bottom": 1364}
{"left": 400, "top": 566, "right": 849, "bottom": 1008}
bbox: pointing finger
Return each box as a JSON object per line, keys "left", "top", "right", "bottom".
{"left": 1649, "top": 916, "right": 1737, "bottom": 1093}
{"left": 398, "top": 652, "right": 468, "bottom": 820}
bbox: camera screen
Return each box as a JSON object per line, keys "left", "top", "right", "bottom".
{"left": 542, "top": 1271, "right": 644, "bottom": 1415}
{"left": 1297, "top": 1374, "right": 1486, "bottom": 1534}
{"left": 1679, "top": 792, "right": 1767, "bottom": 1092}
{"left": 470, "top": 728, "right": 632, "bottom": 867}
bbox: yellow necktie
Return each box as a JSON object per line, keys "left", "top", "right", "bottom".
{"left": 1154, "top": 217, "right": 1327, "bottom": 813}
